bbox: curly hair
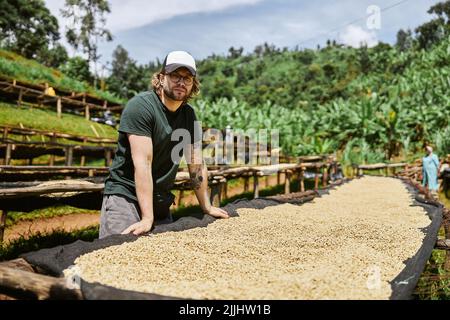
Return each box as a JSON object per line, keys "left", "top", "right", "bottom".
{"left": 151, "top": 71, "right": 200, "bottom": 103}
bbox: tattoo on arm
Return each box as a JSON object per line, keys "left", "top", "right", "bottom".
{"left": 189, "top": 166, "right": 203, "bottom": 190}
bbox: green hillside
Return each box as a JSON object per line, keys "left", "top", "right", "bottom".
{"left": 0, "top": 49, "right": 123, "bottom": 104}
{"left": 191, "top": 38, "right": 450, "bottom": 163}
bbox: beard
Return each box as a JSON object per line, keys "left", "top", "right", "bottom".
{"left": 163, "top": 85, "right": 190, "bottom": 102}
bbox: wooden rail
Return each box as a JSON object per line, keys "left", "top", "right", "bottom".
{"left": 0, "top": 77, "right": 123, "bottom": 119}
{"left": 1, "top": 125, "right": 117, "bottom": 145}
{"left": 355, "top": 163, "right": 408, "bottom": 176}
{"left": 0, "top": 139, "right": 115, "bottom": 167}
{"left": 0, "top": 259, "right": 82, "bottom": 300}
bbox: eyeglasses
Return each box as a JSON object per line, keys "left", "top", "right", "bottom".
{"left": 166, "top": 72, "right": 194, "bottom": 85}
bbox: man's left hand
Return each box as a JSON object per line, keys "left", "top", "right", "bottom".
{"left": 204, "top": 206, "right": 229, "bottom": 219}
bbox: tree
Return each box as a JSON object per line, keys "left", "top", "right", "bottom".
{"left": 60, "top": 56, "right": 94, "bottom": 84}
{"left": 415, "top": 0, "right": 450, "bottom": 49}
{"left": 36, "top": 43, "right": 69, "bottom": 68}
{"left": 107, "top": 45, "right": 143, "bottom": 99}
{"left": 61, "top": 0, "right": 113, "bottom": 86}
{"left": 358, "top": 45, "right": 371, "bottom": 73}
{"left": 0, "top": 0, "right": 60, "bottom": 59}
{"left": 395, "top": 29, "right": 413, "bottom": 52}
{"left": 228, "top": 46, "right": 243, "bottom": 59}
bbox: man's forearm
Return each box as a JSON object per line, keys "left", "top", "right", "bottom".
{"left": 189, "top": 163, "right": 211, "bottom": 213}
{"left": 134, "top": 165, "right": 154, "bottom": 221}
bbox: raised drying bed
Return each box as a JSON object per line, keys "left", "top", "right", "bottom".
{"left": 0, "top": 177, "right": 444, "bottom": 300}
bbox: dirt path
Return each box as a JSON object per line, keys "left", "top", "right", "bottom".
{"left": 3, "top": 175, "right": 284, "bottom": 244}
{"left": 4, "top": 213, "right": 100, "bottom": 243}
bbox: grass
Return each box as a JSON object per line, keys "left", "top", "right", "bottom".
{"left": 0, "top": 102, "right": 118, "bottom": 139}
{"left": 0, "top": 50, "right": 124, "bottom": 104}
{"left": 414, "top": 246, "right": 450, "bottom": 300}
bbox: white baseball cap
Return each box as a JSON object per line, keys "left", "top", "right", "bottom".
{"left": 162, "top": 51, "right": 196, "bottom": 76}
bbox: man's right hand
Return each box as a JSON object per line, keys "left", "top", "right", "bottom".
{"left": 121, "top": 217, "right": 154, "bottom": 236}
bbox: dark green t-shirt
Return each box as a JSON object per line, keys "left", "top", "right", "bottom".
{"left": 104, "top": 90, "right": 200, "bottom": 202}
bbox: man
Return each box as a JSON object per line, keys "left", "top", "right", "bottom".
{"left": 100, "top": 51, "right": 229, "bottom": 239}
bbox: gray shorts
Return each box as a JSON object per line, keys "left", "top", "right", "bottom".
{"left": 99, "top": 194, "right": 173, "bottom": 239}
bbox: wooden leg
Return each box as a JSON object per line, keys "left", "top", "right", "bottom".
{"left": 105, "top": 149, "right": 112, "bottom": 167}
{"left": 57, "top": 98, "right": 62, "bottom": 119}
{"left": 223, "top": 181, "right": 228, "bottom": 199}
{"left": 177, "top": 190, "right": 184, "bottom": 207}
{"left": 0, "top": 210, "right": 7, "bottom": 243}
{"left": 277, "top": 172, "right": 281, "bottom": 185}
{"left": 17, "top": 88, "right": 23, "bottom": 107}
{"left": 322, "top": 166, "right": 328, "bottom": 187}
{"left": 299, "top": 169, "right": 305, "bottom": 192}
{"left": 285, "top": 170, "right": 291, "bottom": 194}
{"left": 85, "top": 105, "right": 90, "bottom": 120}
{"left": 253, "top": 174, "right": 259, "bottom": 198}
{"left": 244, "top": 177, "right": 249, "bottom": 192}
{"left": 314, "top": 167, "right": 320, "bottom": 190}
{"left": 65, "top": 147, "right": 73, "bottom": 166}
{"left": 210, "top": 184, "right": 221, "bottom": 207}
{"left": 5, "top": 143, "right": 12, "bottom": 165}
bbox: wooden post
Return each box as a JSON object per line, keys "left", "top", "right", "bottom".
{"left": 253, "top": 173, "right": 259, "bottom": 198}
{"left": 322, "top": 165, "right": 328, "bottom": 187}
{"left": 210, "top": 183, "right": 222, "bottom": 207}
{"left": 49, "top": 134, "right": 56, "bottom": 165}
{"left": 2, "top": 127, "right": 8, "bottom": 140}
{"left": 65, "top": 146, "right": 73, "bottom": 166}
{"left": 285, "top": 170, "right": 291, "bottom": 194}
{"left": 385, "top": 166, "right": 389, "bottom": 177}
{"left": 80, "top": 138, "right": 87, "bottom": 167}
{"left": 5, "top": 143, "right": 12, "bottom": 165}
{"left": 17, "top": 88, "right": 23, "bottom": 107}
{"left": 177, "top": 190, "right": 184, "bottom": 207}
{"left": 105, "top": 149, "right": 112, "bottom": 167}
{"left": 57, "top": 98, "right": 62, "bottom": 118}
{"left": 85, "top": 105, "right": 90, "bottom": 120}
{"left": 223, "top": 180, "right": 228, "bottom": 199}
{"left": 244, "top": 176, "right": 249, "bottom": 192}
{"left": 88, "top": 169, "right": 94, "bottom": 177}
{"left": 314, "top": 166, "right": 320, "bottom": 190}
{"left": 0, "top": 210, "right": 7, "bottom": 243}
{"left": 277, "top": 172, "right": 281, "bottom": 185}
{"left": 299, "top": 168, "right": 305, "bottom": 192}
{"left": 49, "top": 155, "right": 55, "bottom": 166}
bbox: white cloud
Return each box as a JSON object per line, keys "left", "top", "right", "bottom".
{"left": 338, "top": 25, "right": 378, "bottom": 48}
{"left": 45, "top": 0, "right": 263, "bottom": 33}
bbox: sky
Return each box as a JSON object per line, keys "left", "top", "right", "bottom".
{"left": 44, "top": 0, "right": 442, "bottom": 67}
